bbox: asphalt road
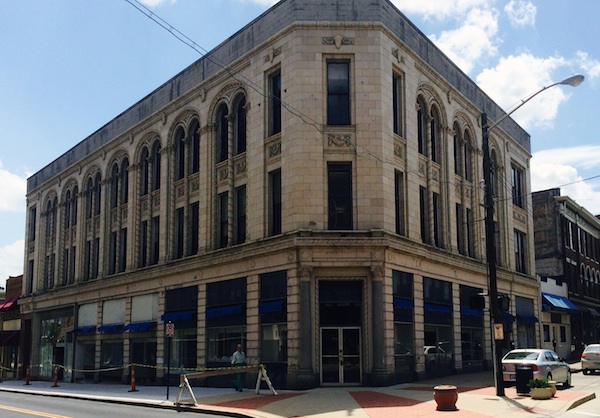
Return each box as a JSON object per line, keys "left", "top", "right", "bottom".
{"left": 0, "top": 391, "right": 224, "bottom": 418}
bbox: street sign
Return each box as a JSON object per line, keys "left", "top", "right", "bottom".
{"left": 166, "top": 321, "right": 175, "bottom": 337}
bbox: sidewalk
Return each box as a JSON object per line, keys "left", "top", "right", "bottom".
{"left": 0, "top": 369, "right": 595, "bottom": 418}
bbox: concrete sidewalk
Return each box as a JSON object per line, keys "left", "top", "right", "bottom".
{"left": 0, "top": 369, "right": 595, "bottom": 418}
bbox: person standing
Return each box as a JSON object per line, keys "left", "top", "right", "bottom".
{"left": 231, "top": 344, "right": 246, "bottom": 392}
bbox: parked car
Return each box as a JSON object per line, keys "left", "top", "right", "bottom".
{"left": 501, "top": 349, "right": 571, "bottom": 388}
{"left": 581, "top": 344, "right": 600, "bottom": 375}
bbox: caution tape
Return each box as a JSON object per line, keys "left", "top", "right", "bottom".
{"left": 4, "top": 362, "right": 265, "bottom": 375}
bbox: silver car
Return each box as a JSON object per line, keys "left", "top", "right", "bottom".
{"left": 502, "top": 349, "right": 571, "bottom": 387}
{"left": 581, "top": 344, "right": 600, "bottom": 375}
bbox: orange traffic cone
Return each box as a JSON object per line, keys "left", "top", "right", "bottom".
{"left": 129, "top": 364, "right": 138, "bottom": 392}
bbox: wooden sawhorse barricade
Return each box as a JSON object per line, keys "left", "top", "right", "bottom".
{"left": 175, "top": 364, "right": 277, "bottom": 406}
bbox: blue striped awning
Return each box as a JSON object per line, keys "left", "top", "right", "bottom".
{"left": 542, "top": 293, "right": 579, "bottom": 313}
{"left": 206, "top": 304, "right": 244, "bottom": 319}
{"left": 460, "top": 307, "right": 484, "bottom": 317}
{"left": 98, "top": 324, "right": 123, "bottom": 333}
{"left": 160, "top": 310, "right": 195, "bottom": 322}
{"left": 517, "top": 315, "right": 539, "bottom": 324}
{"left": 259, "top": 300, "right": 285, "bottom": 314}
{"left": 75, "top": 326, "right": 96, "bottom": 334}
{"left": 424, "top": 303, "right": 451, "bottom": 313}
{"left": 498, "top": 311, "right": 516, "bottom": 323}
{"left": 123, "top": 321, "right": 156, "bottom": 332}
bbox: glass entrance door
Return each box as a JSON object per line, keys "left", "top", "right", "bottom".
{"left": 321, "top": 327, "right": 361, "bottom": 385}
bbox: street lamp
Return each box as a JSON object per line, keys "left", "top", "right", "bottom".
{"left": 482, "top": 74, "right": 584, "bottom": 397}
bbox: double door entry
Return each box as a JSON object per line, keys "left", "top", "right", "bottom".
{"left": 320, "top": 327, "right": 361, "bottom": 385}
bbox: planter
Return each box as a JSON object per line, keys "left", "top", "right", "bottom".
{"left": 548, "top": 381, "right": 557, "bottom": 397}
{"left": 433, "top": 385, "right": 458, "bottom": 411}
{"left": 530, "top": 387, "right": 552, "bottom": 400}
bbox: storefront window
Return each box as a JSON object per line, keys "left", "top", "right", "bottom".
{"left": 207, "top": 326, "right": 245, "bottom": 362}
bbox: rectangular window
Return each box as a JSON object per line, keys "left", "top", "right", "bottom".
{"left": 560, "top": 325, "right": 566, "bottom": 342}
{"left": 327, "top": 61, "right": 350, "bottom": 125}
{"left": 511, "top": 164, "right": 525, "bottom": 208}
{"left": 433, "top": 192, "right": 442, "bottom": 248}
{"left": 456, "top": 203, "right": 465, "bottom": 255}
{"left": 84, "top": 240, "right": 91, "bottom": 281}
{"left": 119, "top": 228, "right": 127, "bottom": 273}
{"left": 327, "top": 162, "right": 352, "bottom": 230}
{"left": 150, "top": 216, "right": 159, "bottom": 265}
{"left": 514, "top": 229, "right": 527, "bottom": 273}
{"left": 543, "top": 324, "right": 550, "bottom": 342}
{"left": 234, "top": 185, "right": 246, "bottom": 245}
{"left": 62, "top": 248, "right": 69, "bottom": 286}
{"left": 93, "top": 237, "right": 99, "bottom": 279}
{"left": 218, "top": 192, "right": 228, "bottom": 248}
{"left": 420, "top": 186, "right": 429, "bottom": 244}
{"left": 392, "top": 73, "right": 403, "bottom": 136}
{"left": 393, "top": 271, "right": 414, "bottom": 377}
{"left": 175, "top": 207, "right": 184, "bottom": 259}
{"left": 188, "top": 202, "right": 199, "bottom": 256}
{"left": 268, "top": 70, "right": 281, "bottom": 136}
{"left": 268, "top": 169, "right": 282, "bottom": 236}
{"left": 139, "top": 220, "right": 148, "bottom": 268}
{"left": 206, "top": 278, "right": 247, "bottom": 364}
{"left": 260, "top": 271, "right": 287, "bottom": 363}
{"left": 29, "top": 207, "right": 37, "bottom": 242}
{"left": 27, "top": 260, "right": 34, "bottom": 294}
{"left": 466, "top": 208, "right": 474, "bottom": 257}
{"left": 109, "top": 231, "right": 117, "bottom": 275}
{"left": 394, "top": 170, "right": 405, "bottom": 236}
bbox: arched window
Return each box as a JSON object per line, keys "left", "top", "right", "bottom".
{"left": 430, "top": 106, "right": 441, "bottom": 164}
{"left": 85, "top": 177, "right": 94, "bottom": 219}
{"left": 64, "top": 190, "right": 72, "bottom": 229}
{"left": 140, "top": 147, "right": 149, "bottom": 196}
{"left": 175, "top": 127, "right": 186, "bottom": 181}
{"left": 216, "top": 104, "right": 229, "bottom": 163}
{"left": 453, "top": 122, "right": 462, "bottom": 176}
{"left": 464, "top": 130, "right": 472, "bottom": 182}
{"left": 417, "top": 97, "right": 426, "bottom": 155}
{"left": 234, "top": 97, "right": 246, "bottom": 155}
{"left": 151, "top": 141, "right": 161, "bottom": 192}
{"left": 121, "top": 158, "right": 129, "bottom": 204}
{"left": 93, "top": 173, "right": 102, "bottom": 216}
{"left": 189, "top": 119, "right": 200, "bottom": 174}
{"left": 110, "top": 163, "right": 119, "bottom": 209}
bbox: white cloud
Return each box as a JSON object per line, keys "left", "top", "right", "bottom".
{"left": 0, "top": 161, "right": 27, "bottom": 213}
{"left": 0, "top": 239, "right": 24, "bottom": 290}
{"left": 138, "top": 0, "right": 176, "bottom": 7}
{"left": 504, "top": 0, "right": 536, "bottom": 27}
{"left": 576, "top": 51, "right": 600, "bottom": 81}
{"left": 429, "top": 8, "right": 499, "bottom": 74}
{"left": 531, "top": 146, "right": 600, "bottom": 215}
{"left": 476, "top": 53, "right": 571, "bottom": 129}
{"left": 390, "top": 0, "right": 489, "bottom": 20}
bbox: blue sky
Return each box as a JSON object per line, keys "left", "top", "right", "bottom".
{"left": 1, "top": 0, "right": 599, "bottom": 289}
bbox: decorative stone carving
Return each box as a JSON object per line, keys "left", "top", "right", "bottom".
{"left": 264, "top": 46, "right": 281, "bottom": 63}
{"left": 219, "top": 167, "right": 229, "bottom": 181}
{"left": 236, "top": 160, "right": 247, "bottom": 175}
{"left": 327, "top": 134, "right": 352, "bottom": 147}
{"left": 322, "top": 35, "right": 354, "bottom": 48}
{"left": 268, "top": 141, "right": 281, "bottom": 159}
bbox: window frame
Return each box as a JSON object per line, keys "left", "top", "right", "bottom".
{"left": 326, "top": 60, "right": 351, "bottom": 126}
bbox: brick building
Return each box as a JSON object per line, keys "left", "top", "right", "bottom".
{"left": 533, "top": 188, "right": 600, "bottom": 357}
{"left": 21, "top": 0, "right": 538, "bottom": 388}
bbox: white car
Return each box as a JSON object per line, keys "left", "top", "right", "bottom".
{"left": 581, "top": 344, "right": 600, "bottom": 375}
{"left": 502, "top": 349, "right": 571, "bottom": 388}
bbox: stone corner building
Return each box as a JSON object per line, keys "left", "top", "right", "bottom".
{"left": 21, "top": 0, "right": 538, "bottom": 389}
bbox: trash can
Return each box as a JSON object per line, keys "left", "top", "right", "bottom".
{"left": 515, "top": 364, "right": 534, "bottom": 395}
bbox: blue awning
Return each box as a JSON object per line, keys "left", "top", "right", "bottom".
{"left": 75, "top": 326, "right": 96, "bottom": 334}
{"left": 98, "top": 324, "right": 123, "bottom": 333}
{"left": 498, "top": 311, "right": 516, "bottom": 323}
{"left": 160, "top": 310, "right": 195, "bottom": 322}
{"left": 394, "top": 298, "right": 413, "bottom": 309}
{"left": 259, "top": 300, "right": 285, "bottom": 314}
{"left": 542, "top": 293, "right": 579, "bottom": 313}
{"left": 424, "top": 303, "right": 451, "bottom": 313}
{"left": 460, "top": 307, "right": 484, "bottom": 317}
{"left": 123, "top": 321, "right": 156, "bottom": 332}
{"left": 517, "top": 315, "right": 539, "bottom": 324}
{"left": 206, "top": 304, "right": 244, "bottom": 319}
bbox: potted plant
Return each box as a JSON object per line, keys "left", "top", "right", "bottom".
{"left": 527, "top": 378, "right": 552, "bottom": 400}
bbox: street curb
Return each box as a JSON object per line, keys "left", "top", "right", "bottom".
{"left": 565, "top": 392, "right": 596, "bottom": 411}
{"left": 0, "top": 386, "right": 254, "bottom": 418}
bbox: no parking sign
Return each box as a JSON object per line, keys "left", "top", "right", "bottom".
{"left": 166, "top": 321, "right": 175, "bottom": 337}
